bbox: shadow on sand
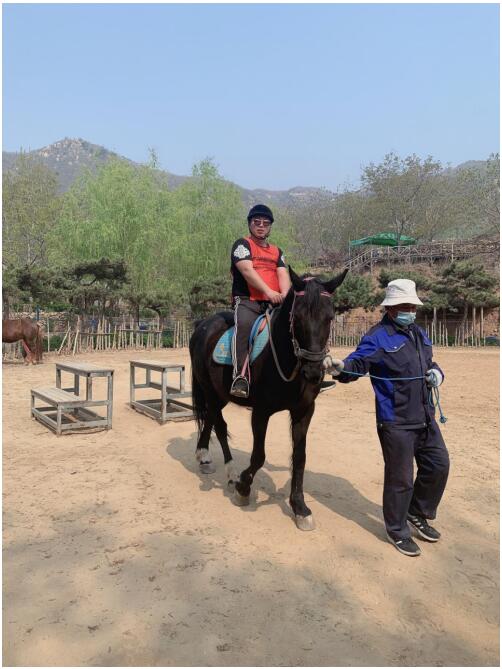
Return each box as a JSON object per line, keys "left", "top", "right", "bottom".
{"left": 166, "top": 432, "right": 387, "bottom": 543}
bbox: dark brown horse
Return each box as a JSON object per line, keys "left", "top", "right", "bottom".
{"left": 2, "top": 318, "right": 44, "bottom": 364}
{"left": 190, "top": 267, "right": 347, "bottom": 530}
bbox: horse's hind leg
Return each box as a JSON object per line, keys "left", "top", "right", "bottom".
{"left": 196, "top": 418, "right": 216, "bottom": 474}
{"left": 234, "top": 409, "right": 270, "bottom": 505}
{"left": 21, "top": 339, "right": 33, "bottom": 364}
{"left": 213, "top": 410, "right": 237, "bottom": 488}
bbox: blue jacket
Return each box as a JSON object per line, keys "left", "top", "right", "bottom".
{"left": 337, "top": 314, "right": 444, "bottom": 428}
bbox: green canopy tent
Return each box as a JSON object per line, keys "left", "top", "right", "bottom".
{"left": 349, "top": 233, "right": 416, "bottom": 248}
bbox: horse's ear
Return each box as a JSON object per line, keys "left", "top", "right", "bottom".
{"left": 322, "top": 268, "right": 348, "bottom": 294}
{"left": 288, "top": 266, "right": 305, "bottom": 292}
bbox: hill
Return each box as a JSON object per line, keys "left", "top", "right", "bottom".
{"left": 2, "top": 138, "right": 333, "bottom": 209}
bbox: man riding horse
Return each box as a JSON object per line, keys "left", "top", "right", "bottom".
{"left": 230, "top": 204, "right": 291, "bottom": 398}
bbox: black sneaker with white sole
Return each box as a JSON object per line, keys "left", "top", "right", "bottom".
{"left": 387, "top": 533, "right": 421, "bottom": 556}
{"left": 407, "top": 514, "right": 441, "bottom": 542}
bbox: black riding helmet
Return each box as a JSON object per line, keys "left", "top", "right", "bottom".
{"left": 247, "top": 204, "right": 274, "bottom": 224}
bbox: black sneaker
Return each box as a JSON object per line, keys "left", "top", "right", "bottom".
{"left": 407, "top": 514, "right": 441, "bottom": 542}
{"left": 230, "top": 376, "right": 249, "bottom": 398}
{"left": 387, "top": 533, "right": 421, "bottom": 556}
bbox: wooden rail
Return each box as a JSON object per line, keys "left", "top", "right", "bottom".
{"left": 315, "top": 239, "right": 500, "bottom": 274}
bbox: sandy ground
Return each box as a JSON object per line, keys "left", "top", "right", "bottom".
{"left": 2, "top": 346, "right": 499, "bottom": 667}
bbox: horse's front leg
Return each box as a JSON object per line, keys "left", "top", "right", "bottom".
{"left": 290, "top": 403, "right": 316, "bottom": 531}
{"left": 233, "top": 408, "right": 270, "bottom": 506}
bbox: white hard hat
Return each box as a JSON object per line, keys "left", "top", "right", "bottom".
{"left": 380, "top": 279, "right": 423, "bottom": 306}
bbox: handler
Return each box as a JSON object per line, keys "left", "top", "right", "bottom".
{"left": 326, "top": 279, "right": 449, "bottom": 557}
{"left": 230, "top": 204, "right": 291, "bottom": 398}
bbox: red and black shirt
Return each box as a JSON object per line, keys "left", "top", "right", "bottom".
{"left": 231, "top": 236, "right": 286, "bottom": 301}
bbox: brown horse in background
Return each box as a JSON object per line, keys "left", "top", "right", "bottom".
{"left": 2, "top": 318, "right": 44, "bottom": 364}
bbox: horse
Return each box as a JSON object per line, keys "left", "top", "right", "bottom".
{"left": 189, "top": 266, "right": 347, "bottom": 530}
{"left": 2, "top": 318, "right": 44, "bottom": 364}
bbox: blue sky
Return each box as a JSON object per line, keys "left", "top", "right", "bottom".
{"left": 3, "top": 3, "right": 500, "bottom": 191}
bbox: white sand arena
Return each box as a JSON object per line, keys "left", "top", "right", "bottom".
{"left": 3, "top": 346, "right": 499, "bottom": 666}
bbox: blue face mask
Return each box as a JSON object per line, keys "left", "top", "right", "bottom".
{"left": 394, "top": 311, "right": 416, "bottom": 327}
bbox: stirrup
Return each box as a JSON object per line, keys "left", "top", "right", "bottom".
{"left": 230, "top": 375, "right": 249, "bottom": 398}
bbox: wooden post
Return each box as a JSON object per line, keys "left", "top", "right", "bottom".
{"left": 56, "top": 405, "right": 62, "bottom": 436}
{"left": 161, "top": 368, "right": 168, "bottom": 422}
{"left": 130, "top": 363, "right": 135, "bottom": 405}
{"left": 481, "top": 306, "right": 484, "bottom": 345}
{"left": 47, "top": 318, "right": 51, "bottom": 353}
{"left": 86, "top": 376, "right": 93, "bottom": 400}
{"left": 472, "top": 307, "right": 476, "bottom": 347}
{"left": 107, "top": 372, "right": 113, "bottom": 429}
{"left": 57, "top": 327, "right": 69, "bottom": 355}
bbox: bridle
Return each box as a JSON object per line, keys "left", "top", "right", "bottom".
{"left": 265, "top": 279, "right": 333, "bottom": 383}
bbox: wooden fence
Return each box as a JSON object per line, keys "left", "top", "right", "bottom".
{"left": 3, "top": 313, "right": 498, "bottom": 363}
{"left": 2, "top": 316, "right": 191, "bottom": 361}
{"left": 328, "top": 316, "right": 498, "bottom": 348}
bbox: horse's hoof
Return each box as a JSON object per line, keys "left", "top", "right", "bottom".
{"left": 227, "top": 479, "right": 236, "bottom": 491}
{"left": 199, "top": 461, "right": 216, "bottom": 474}
{"left": 233, "top": 489, "right": 250, "bottom": 506}
{"left": 295, "top": 514, "right": 315, "bottom": 531}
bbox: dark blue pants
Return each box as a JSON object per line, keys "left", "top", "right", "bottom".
{"left": 377, "top": 420, "right": 450, "bottom": 541}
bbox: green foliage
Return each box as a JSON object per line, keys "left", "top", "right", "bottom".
{"left": 290, "top": 153, "right": 499, "bottom": 263}
{"left": 3, "top": 152, "right": 60, "bottom": 268}
{"left": 50, "top": 159, "right": 171, "bottom": 294}
{"left": 377, "top": 262, "right": 499, "bottom": 318}
{"left": 67, "top": 258, "right": 130, "bottom": 314}
{"left": 332, "top": 274, "right": 377, "bottom": 314}
{"left": 453, "top": 154, "right": 500, "bottom": 237}
{"left": 432, "top": 261, "right": 499, "bottom": 319}
{"left": 189, "top": 277, "right": 232, "bottom": 319}
{"left": 377, "top": 268, "right": 433, "bottom": 291}
{"left": 361, "top": 153, "right": 443, "bottom": 244}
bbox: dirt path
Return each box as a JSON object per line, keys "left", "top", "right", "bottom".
{"left": 3, "top": 347, "right": 499, "bottom": 666}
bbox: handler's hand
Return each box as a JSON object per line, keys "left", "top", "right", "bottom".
{"left": 426, "top": 368, "right": 443, "bottom": 388}
{"left": 323, "top": 355, "right": 345, "bottom": 376}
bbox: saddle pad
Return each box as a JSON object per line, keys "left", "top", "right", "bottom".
{"left": 213, "top": 314, "right": 269, "bottom": 366}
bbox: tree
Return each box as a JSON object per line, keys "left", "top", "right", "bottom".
{"left": 361, "top": 153, "right": 443, "bottom": 243}
{"left": 68, "top": 258, "right": 130, "bottom": 316}
{"left": 454, "top": 154, "right": 500, "bottom": 237}
{"left": 189, "top": 277, "right": 232, "bottom": 319}
{"left": 3, "top": 152, "right": 60, "bottom": 268}
{"left": 331, "top": 274, "right": 377, "bottom": 314}
{"left": 432, "top": 261, "right": 499, "bottom": 323}
{"left": 51, "top": 158, "right": 172, "bottom": 295}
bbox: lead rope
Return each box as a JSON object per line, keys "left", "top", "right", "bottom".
{"left": 338, "top": 369, "right": 448, "bottom": 424}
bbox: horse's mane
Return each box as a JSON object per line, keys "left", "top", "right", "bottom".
{"left": 299, "top": 273, "right": 326, "bottom": 314}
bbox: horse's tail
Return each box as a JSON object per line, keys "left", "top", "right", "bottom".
{"left": 191, "top": 360, "right": 208, "bottom": 439}
{"left": 189, "top": 323, "right": 209, "bottom": 438}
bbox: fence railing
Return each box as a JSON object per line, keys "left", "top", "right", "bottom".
{"left": 313, "top": 239, "right": 500, "bottom": 274}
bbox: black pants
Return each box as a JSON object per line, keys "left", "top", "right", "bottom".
{"left": 377, "top": 420, "right": 450, "bottom": 541}
{"left": 232, "top": 298, "right": 268, "bottom": 377}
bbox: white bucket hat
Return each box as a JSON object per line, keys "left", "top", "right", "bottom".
{"left": 380, "top": 279, "right": 423, "bottom": 306}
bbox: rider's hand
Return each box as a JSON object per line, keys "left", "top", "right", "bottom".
{"left": 266, "top": 289, "right": 284, "bottom": 305}
{"left": 426, "top": 368, "right": 443, "bottom": 388}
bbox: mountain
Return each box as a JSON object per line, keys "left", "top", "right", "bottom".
{"left": 2, "top": 138, "right": 333, "bottom": 209}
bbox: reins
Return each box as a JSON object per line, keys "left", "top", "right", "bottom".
{"left": 265, "top": 280, "right": 333, "bottom": 383}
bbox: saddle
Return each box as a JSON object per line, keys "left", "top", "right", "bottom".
{"left": 212, "top": 314, "right": 270, "bottom": 366}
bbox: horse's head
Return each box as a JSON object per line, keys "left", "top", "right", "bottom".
{"left": 288, "top": 266, "right": 348, "bottom": 384}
